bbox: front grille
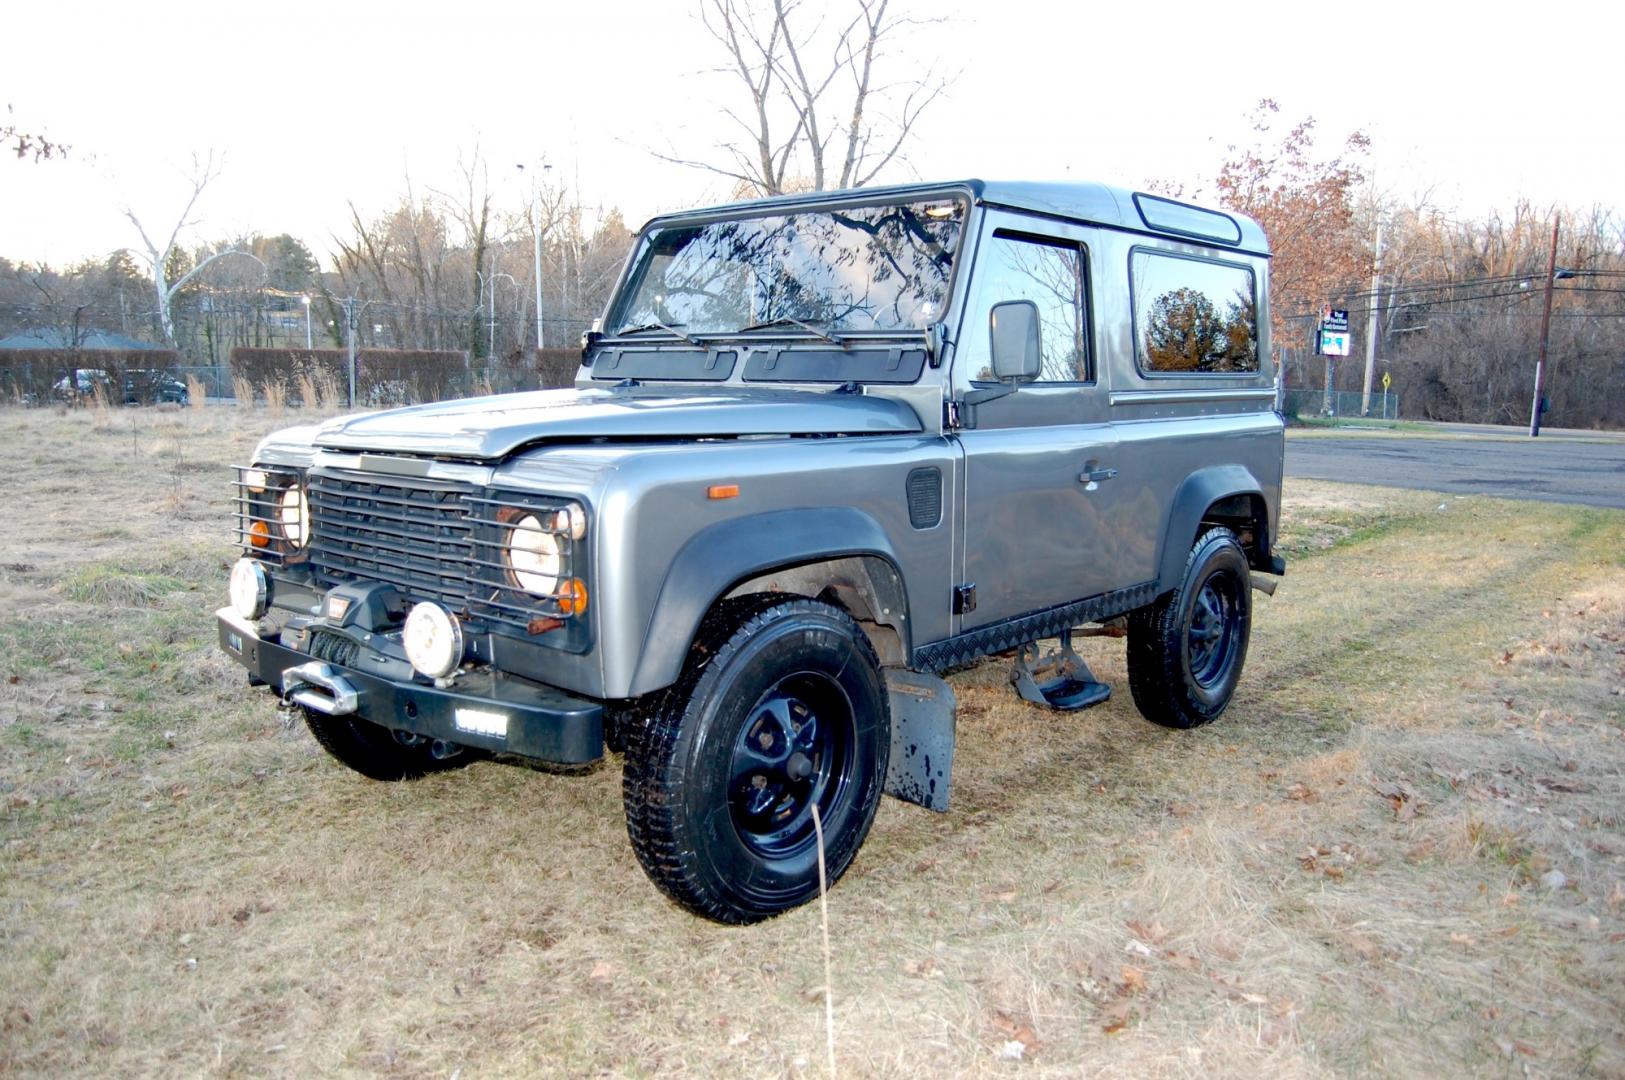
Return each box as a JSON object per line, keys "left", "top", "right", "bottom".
{"left": 236, "top": 463, "right": 582, "bottom": 636}
{"left": 305, "top": 468, "right": 578, "bottom": 634}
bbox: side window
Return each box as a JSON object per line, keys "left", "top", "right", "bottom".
{"left": 1131, "top": 251, "right": 1258, "bottom": 373}
{"left": 962, "top": 232, "right": 1090, "bottom": 383}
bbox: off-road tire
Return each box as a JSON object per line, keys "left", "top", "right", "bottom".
{"left": 304, "top": 708, "right": 473, "bottom": 781}
{"left": 1126, "top": 527, "right": 1252, "bottom": 730}
{"left": 622, "top": 595, "right": 890, "bottom": 924}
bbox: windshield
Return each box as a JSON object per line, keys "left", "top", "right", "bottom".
{"left": 610, "top": 198, "right": 965, "bottom": 338}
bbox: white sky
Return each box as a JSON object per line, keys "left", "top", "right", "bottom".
{"left": 3, "top": 0, "right": 1620, "bottom": 268}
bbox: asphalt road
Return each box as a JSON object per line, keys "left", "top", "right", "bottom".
{"left": 1285, "top": 431, "right": 1625, "bottom": 509}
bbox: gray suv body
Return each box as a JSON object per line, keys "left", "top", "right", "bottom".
{"left": 219, "top": 180, "right": 1285, "bottom": 922}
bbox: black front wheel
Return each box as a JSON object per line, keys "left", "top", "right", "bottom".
{"left": 1126, "top": 528, "right": 1252, "bottom": 729}
{"left": 304, "top": 709, "right": 474, "bottom": 781}
{"left": 622, "top": 596, "right": 890, "bottom": 924}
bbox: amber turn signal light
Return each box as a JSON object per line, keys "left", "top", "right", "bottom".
{"left": 707, "top": 484, "right": 740, "bottom": 500}
{"left": 558, "top": 578, "right": 589, "bottom": 616}
{"left": 249, "top": 520, "right": 271, "bottom": 548}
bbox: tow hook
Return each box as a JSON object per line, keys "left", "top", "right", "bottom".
{"left": 280, "top": 662, "right": 360, "bottom": 716}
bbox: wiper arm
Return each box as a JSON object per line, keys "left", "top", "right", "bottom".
{"left": 735, "top": 316, "right": 848, "bottom": 349}
{"left": 613, "top": 321, "right": 704, "bottom": 346}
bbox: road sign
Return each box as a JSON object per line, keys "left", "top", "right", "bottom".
{"left": 1317, "top": 329, "right": 1350, "bottom": 357}
{"left": 1322, "top": 308, "right": 1350, "bottom": 333}
{"left": 1382, "top": 371, "right": 1392, "bottom": 391}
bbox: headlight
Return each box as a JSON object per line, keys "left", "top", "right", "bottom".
{"left": 403, "top": 602, "right": 464, "bottom": 678}
{"left": 229, "top": 558, "right": 269, "bottom": 620}
{"left": 507, "top": 514, "right": 562, "bottom": 595}
{"left": 279, "top": 485, "right": 310, "bottom": 548}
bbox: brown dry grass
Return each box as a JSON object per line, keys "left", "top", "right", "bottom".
{"left": 1, "top": 408, "right": 1621, "bottom": 1078}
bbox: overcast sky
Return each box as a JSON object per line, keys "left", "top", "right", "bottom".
{"left": 3, "top": 0, "right": 1619, "bottom": 268}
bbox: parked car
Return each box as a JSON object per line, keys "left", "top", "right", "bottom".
{"left": 121, "top": 369, "right": 190, "bottom": 405}
{"left": 216, "top": 180, "right": 1285, "bottom": 923}
{"left": 53, "top": 368, "right": 112, "bottom": 401}
{"left": 53, "top": 367, "right": 189, "bottom": 405}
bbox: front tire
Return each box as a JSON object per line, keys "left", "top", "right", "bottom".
{"left": 1126, "top": 528, "right": 1252, "bottom": 729}
{"left": 622, "top": 596, "right": 890, "bottom": 924}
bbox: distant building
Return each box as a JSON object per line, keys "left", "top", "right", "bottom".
{"left": 0, "top": 328, "right": 163, "bottom": 351}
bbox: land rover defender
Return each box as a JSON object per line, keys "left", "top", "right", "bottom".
{"left": 218, "top": 180, "right": 1285, "bottom": 923}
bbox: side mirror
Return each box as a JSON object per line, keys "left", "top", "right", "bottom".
{"left": 989, "top": 300, "right": 1041, "bottom": 383}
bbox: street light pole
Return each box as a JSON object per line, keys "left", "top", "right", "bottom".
{"left": 1529, "top": 215, "right": 1561, "bottom": 437}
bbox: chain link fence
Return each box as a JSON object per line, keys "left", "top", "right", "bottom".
{"left": 1281, "top": 388, "right": 1402, "bottom": 421}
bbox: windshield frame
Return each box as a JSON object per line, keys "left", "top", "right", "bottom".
{"left": 602, "top": 187, "right": 974, "bottom": 346}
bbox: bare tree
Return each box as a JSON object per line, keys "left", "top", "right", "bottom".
{"left": 121, "top": 153, "right": 264, "bottom": 346}
{"left": 3, "top": 103, "right": 67, "bottom": 162}
{"left": 666, "top": 0, "right": 950, "bottom": 196}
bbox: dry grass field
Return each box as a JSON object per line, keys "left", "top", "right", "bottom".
{"left": 2, "top": 404, "right": 1623, "bottom": 1078}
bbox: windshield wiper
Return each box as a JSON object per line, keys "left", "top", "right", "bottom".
{"left": 735, "top": 316, "right": 848, "bottom": 349}
{"left": 613, "top": 321, "right": 704, "bottom": 346}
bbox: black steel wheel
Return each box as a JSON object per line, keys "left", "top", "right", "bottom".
{"left": 622, "top": 595, "right": 890, "bottom": 924}
{"left": 304, "top": 708, "right": 473, "bottom": 781}
{"left": 1126, "top": 528, "right": 1252, "bottom": 730}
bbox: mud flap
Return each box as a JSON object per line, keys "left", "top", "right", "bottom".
{"left": 883, "top": 668, "right": 956, "bottom": 812}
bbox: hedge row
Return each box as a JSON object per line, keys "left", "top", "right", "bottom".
{"left": 0, "top": 349, "right": 184, "bottom": 404}
{"left": 229, "top": 347, "right": 584, "bottom": 405}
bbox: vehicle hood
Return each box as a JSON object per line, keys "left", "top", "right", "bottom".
{"left": 311, "top": 385, "right": 924, "bottom": 459}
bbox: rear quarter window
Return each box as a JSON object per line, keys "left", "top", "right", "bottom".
{"left": 1130, "top": 250, "right": 1258, "bottom": 374}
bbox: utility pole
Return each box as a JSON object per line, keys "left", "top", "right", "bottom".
{"left": 343, "top": 298, "right": 357, "bottom": 409}
{"left": 1361, "top": 219, "right": 1382, "bottom": 416}
{"left": 338, "top": 297, "right": 370, "bottom": 408}
{"left": 1528, "top": 215, "right": 1560, "bottom": 437}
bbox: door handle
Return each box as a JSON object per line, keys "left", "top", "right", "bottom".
{"left": 1079, "top": 465, "right": 1118, "bottom": 484}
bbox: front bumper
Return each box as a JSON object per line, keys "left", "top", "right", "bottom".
{"left": 216, "top": 608, "right": 604, "bottom": 764}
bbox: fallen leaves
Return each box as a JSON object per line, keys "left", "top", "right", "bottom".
{"left": 1124, "top": 919, "right": 1169, "bottom": 947}
{"left": 1100, "top": 998, "right": 1134, "bottom": 1035}
{"left": 903, "top": 956, "right": 942, "bottom": 980}
{"left": 1372, "top": 778, "right": 1426, "bottom": 821}
{"left": 990, "top": 1009, "right": 1041, "bottom": 1058}
{"left": 1299, "top": 843, "right": 1359, "bottom": 880}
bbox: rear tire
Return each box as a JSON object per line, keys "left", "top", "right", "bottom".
{"left": 304, "top": 709, "right": 472, "bottom": 781}
{"left": 1126, "top": 528, "right": 1252, "bottom": 730}
{"left": 622, "top": 595, "right": 890, "bottom": 924}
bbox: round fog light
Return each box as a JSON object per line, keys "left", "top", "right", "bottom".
{"left": 403, "top": 602, "right": 464, "bottom": 679}
{"left": 229, "top": 558, "right": 269, "bottom": 620}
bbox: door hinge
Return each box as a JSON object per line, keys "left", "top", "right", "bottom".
{"left": 953, "top": 583, "right": 977, "bottom": 615}
{"left": 943, "top": 399, "right": 961, "bottom": 430}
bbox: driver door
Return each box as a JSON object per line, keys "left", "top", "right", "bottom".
{"left": 953, "top": 216, "right": 1131, "bottom": 631}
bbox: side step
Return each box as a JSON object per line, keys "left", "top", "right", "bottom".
{"left": 1010, "top": 629, "right": 1111, "bottom": 712}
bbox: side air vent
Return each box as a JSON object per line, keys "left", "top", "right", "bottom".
{"left": 906, "top": 467, "right": 942, "bottom": 530}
